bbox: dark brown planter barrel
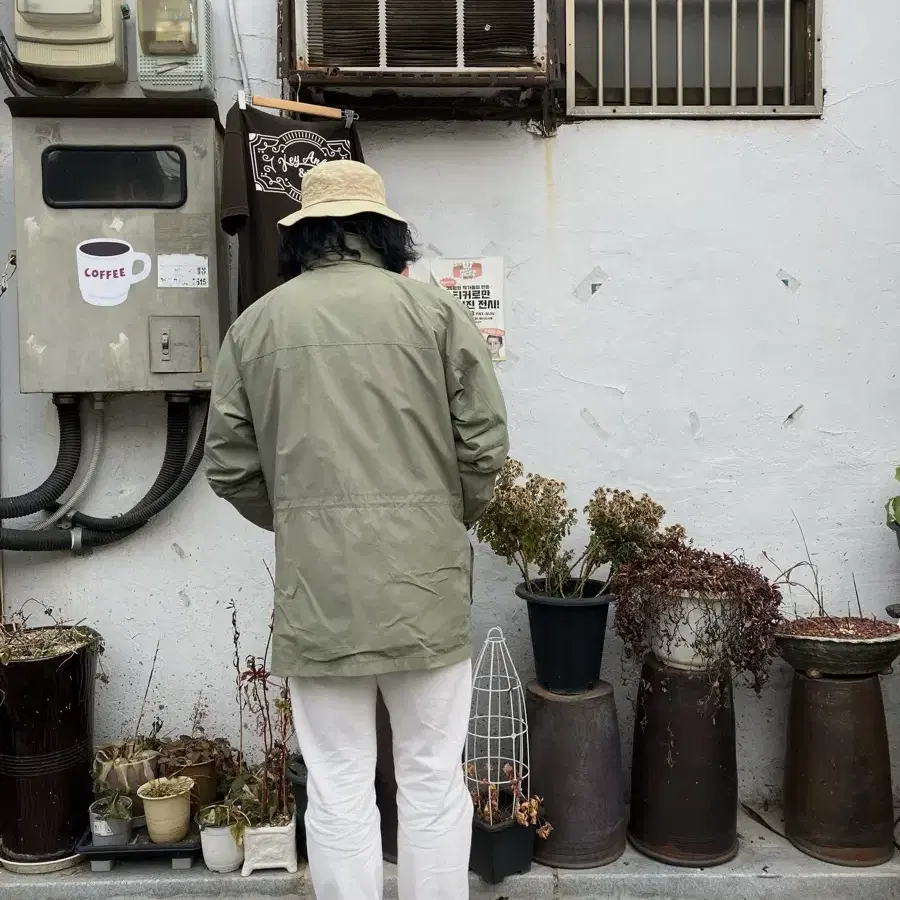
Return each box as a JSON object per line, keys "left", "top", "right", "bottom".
{"left": 784, "top": 672, "right": 894, "bottom": 866}
{"left": 628, "top": 653, "right": 738, "bottom": 867}
{"left": 0, "top": 629, "right": 99, "bottom": 862}
{"left": 527, "top": 680, "right": 626, "bottom": 867}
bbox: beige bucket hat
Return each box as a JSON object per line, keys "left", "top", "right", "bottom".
{"left": 277, "top": 160, "right": 406, "bottom": 229}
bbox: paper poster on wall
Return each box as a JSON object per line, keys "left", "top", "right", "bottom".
{"left": 76, "top": 239, "right": 152, "bottom": 307}
{"left": 157, "top": 253, "right": 210, "bottom": 289}
{"left": 411, "top": 257, "right": 507, "bottom": 362}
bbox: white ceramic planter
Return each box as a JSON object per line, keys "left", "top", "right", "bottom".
{"left": 200, "top": 824, "right": 244, "bottom": 874}
{"left": 241, "top": 819, "right": 298, "bottom": 876}
{"left": 650, "top": 593, "right": 732, "bottom": 671}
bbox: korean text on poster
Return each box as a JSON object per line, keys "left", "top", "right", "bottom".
{"left": 427, "top": 257, "right": 506, "bottom": 362}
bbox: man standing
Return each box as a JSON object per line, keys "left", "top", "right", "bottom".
{"left": 205, "top": 160, "right": 509, "bottom": 900}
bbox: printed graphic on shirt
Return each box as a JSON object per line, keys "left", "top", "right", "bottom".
{"left": 248, "top": 129, "right": 353, "bottom": 203}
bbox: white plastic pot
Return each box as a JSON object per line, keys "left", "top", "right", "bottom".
{"left": 650, "top": 593, "right": 732, "bottom": 671}
{"left": 241, "top": 818, "right": 298, "bottom": 876}
{"left": 200, "top": 824, "right": 244, "bottom": 874}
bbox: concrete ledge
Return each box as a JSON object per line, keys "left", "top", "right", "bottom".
{"left": 2, "top": 812, "right": 898, "bottom": 900}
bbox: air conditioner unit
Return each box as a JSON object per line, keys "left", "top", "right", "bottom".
{"left": 14, "top": 0, "right": 127, "bottom": 82}
{"left": 295, "top": 0, "right": 548, "bottom": 86}
{"left": 137, "top": 0, "right": 214, "bottom": 98}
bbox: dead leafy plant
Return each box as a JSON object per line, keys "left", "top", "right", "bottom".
{"left": 475, "top": 458, "right": 683, "bottom": 598}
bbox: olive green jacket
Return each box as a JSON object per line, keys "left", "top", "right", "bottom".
{"left": 205, "top": 240, "right": 509, "bottom": 677}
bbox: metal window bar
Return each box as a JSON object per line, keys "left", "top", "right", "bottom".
{"left": 566, "top": 0, "right": 822, "bottom": 118}
{"left": 703, "top": 0, "right": 710, "bottom": 107}
{"left": 624, "top": 0, "right": 631, "bottom": 105}
{"left": 650, "top": 0, "right": 658, "bottom": 105}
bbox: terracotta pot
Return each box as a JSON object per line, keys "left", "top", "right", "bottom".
{"left": 650, "top": 593, "right": 732, "bottom": 671}
{"left": 241, "top": 819, "right": 298, "bottom": 876}
{"left": 137, "top": 777, "right": 194, "bottom": 844}
{"left": 162, "top": 760, "right": 216, "bottom": 816}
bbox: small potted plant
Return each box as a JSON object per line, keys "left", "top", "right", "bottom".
{"left": 226, "top": 597, "right": 297, "bottom": 876}
{"left": 88, "top": 790, "right": 133, "bottom": 847}
{"left": 198, "top": 801, "right": 248, "bottom": 873}
{"left": 468, "top": 765, "right": 551, "bottom": 885}
{"left": 94, "top": 737, "right": 161, "bottom": 827}
{"left": 772, "top": 531, "right": 900, "bottom": 677}
{"left": 137, "top": 776, "right": 195, "bottom": 844}
{"left": 94, "top": 643, "right": 165, "bottom": 826}
{"left": 236, "top": 679, "right": 297, "bottom": 876}
{"left": 475, "top": 459, "right": 682, "bottom": 693}
{"left": 614, "top": 534, "right": 783, "bottom": 699}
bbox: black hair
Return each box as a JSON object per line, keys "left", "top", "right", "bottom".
{"left": 277, "top": 212, "right": 420, "bottom": 280}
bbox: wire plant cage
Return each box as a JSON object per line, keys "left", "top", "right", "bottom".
{"left": 464, "top": 627, "right": 530, "bottom": 826}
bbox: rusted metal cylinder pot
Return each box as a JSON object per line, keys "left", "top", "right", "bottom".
{"left": 527, "top": 680, "right": 626, "bottom": 868}
{"left": 628, "top": 653, "right": 737, "bottom": 867}
{"left": 784, "top": 672, "right": 894, "bottom": 866}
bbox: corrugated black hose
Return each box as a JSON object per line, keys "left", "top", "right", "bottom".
{"left": 47, "top": 397, "right": 192, "bottom": 531}
{"left": 0, "top": 397, "right": 209, "bottom": 552}
{"left": 0, "top": 396, "right": 82, "bottom": 520}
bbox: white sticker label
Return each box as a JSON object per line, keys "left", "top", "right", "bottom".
{"left": 157, "top": 254, "right": 210, "bottom": 289}
{"left": 92, "top": 819, "right": 113, "bottom": 837}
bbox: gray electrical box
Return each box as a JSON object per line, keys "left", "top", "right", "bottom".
{"left": 6, "top": 98, "right": 228, "bottom": 394}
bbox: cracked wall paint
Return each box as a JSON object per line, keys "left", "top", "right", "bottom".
{"left": 1, "top": 0, "right": 899, "bottom": 806}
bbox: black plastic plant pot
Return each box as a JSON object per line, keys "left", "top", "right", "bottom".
{"left": 470, "top": 817, "right": 535, "bottom": 885}
{"left": 517, "top": 579, "right": 613, "bottom": 694}
{"left": 0, "top": 628, "right": 100, "bottom": 862}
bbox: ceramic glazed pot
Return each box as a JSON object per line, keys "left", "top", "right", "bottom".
{"left": 137, "top": 777, "right": 194, "bottom": 844}
{"left": 241, "top": 818, "right": 298, "bottom": 876}
{"left": 776, "top": 631, "right": 900, "bottom": 677}
{"left": 650, "top": 593, "right": 731, "bottom": 671}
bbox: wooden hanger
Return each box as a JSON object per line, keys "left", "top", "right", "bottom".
{"left": 237, "top": 90, "right": 358, "bottom": 127}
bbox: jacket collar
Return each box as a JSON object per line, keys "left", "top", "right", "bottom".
{"left": 304, "top": 234, "right": 387, "bottom": 271}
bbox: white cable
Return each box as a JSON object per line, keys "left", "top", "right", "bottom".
{"left": 227, "top": 0, "right": 251, "bottom": 96}
{"left": 38, "top": 399, "right": 106, "bottom": 529}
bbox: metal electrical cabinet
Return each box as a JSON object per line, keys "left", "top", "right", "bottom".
{"left": 6, "top": 98, "right": 227, "bottom": 394}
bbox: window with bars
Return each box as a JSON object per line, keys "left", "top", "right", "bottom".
{"left": 565, "top": 0, "right": 821, "bottom": 117}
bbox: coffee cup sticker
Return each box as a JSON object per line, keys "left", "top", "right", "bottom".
{"left": 76, "top": 239, "right": 152, "bottom": 307}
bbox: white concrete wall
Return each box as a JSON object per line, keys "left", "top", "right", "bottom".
{"left": 1, "top": 0, "right": 899, "bottom": 804}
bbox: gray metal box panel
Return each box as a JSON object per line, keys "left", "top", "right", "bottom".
{"left": 11, "top": 115, "right": 224, "bottom": 393}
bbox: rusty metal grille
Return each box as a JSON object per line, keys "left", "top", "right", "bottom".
{"left": 300, "top": 0, "right": 544, "bottom": 71}
{"left": 386, "top": 0, "right": 458, "bottom": 67}
{"left": 305, "top": 0, "right": 380, "bottom": 67}
{"left": 465, "top": 0, "right": 537, "bottom": 67}
{"left": 566, "top": 0, "right": 821, "bottom": 117}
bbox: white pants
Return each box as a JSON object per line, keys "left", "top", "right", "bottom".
{"left": 288, "top": 659, "right": 473, "bottom": 900}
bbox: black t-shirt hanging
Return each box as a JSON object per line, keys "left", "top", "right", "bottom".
{"left": 221, "top": 102, "right": 365, "bottom": 314}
